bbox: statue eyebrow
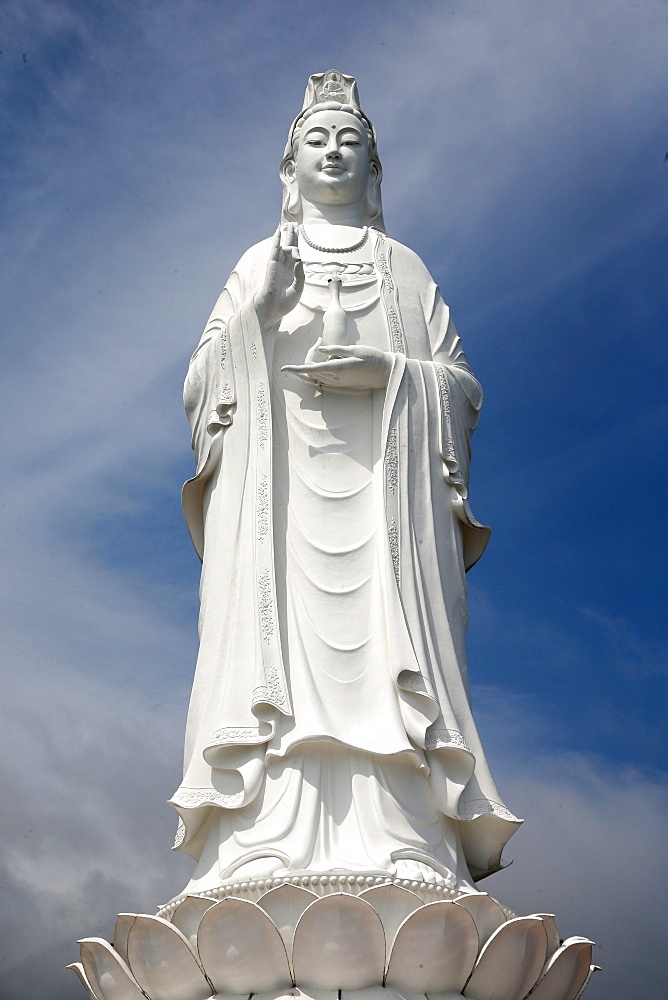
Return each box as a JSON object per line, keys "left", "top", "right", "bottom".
{"left": 303, "top": 124, "right": 363, "bottom": 138}
{"left": 302, "top": 126, "right": 330, "bottom": 137}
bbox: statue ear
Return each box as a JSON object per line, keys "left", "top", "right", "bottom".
{"left": 280, "top": 159, "right": 301, "bottom": 219}
{"left": 364, "top": 163, "right": 382, "bottom": 225}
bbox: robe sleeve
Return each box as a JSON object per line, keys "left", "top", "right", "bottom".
{"left": 181, "top": 244, "right": 268, "bottom": 559}
{"left": 420, "top": 277, "right": 491, "bottom": 569}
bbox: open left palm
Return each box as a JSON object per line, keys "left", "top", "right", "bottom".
{"left": 282, "top": 341, "right": 393, "bottom": 390}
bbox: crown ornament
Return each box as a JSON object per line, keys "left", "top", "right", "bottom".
{"left": 303, "top": 69, "right": 360, "bottom": 109}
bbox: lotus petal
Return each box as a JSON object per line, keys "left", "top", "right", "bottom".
{"left": 126, "top": 914, "right": 211, "bottom": 1000}
{"left": 386, "top": 900, "right": 478, "bottom": 993}
{"left": 253, "top": 990, "right": 337, "bottom": 1000}
{"left": 293, "top": 893, "right": 385, "bottom": 989}
{"left": 573, "top": 964, "right": 598, "bottom": 999}
{"left": 68, "top": 961, "right": 101, "bottom": 1000}
{"left": 258, "top": 884, "right": 318, "bottom": 962}
{"left": 113, "top": 914, "right": 138, "bottom": 964}
{"left": 530, "top": 914, "right": 560, "bottom": 961}
{"left": 198, "top": 897, "right": 292, "bottom": 994}
{"left": 389, "top": 986, "right": 435, "bottom": 1000}
{"left": 527, "top": 937, "right": 594, "bottom": 1000}
{"left": 171, "top": 895, "right": 218, "bottom": 949}
{"left": 343, "top": 987, "right": 420, "bottom": 1000}
{"left": 464, "top": 917, "right": 548, "bottom": 1000}
{"left": 79, "top": 938, "right": 145, "bottom": 1000}
{"left": 426, "top": 994, "right": 468, "bottom": 1000}
{"left": 358, "top": 884, "right": 423, "bottom": 957}
{"left": 453, "top": 894, "right": 507, "bottom": 949}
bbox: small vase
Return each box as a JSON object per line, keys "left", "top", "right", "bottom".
{"left": 321, "top": 276, "right": 349, "bottom": 353}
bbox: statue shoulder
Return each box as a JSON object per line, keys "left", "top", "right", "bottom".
{"left": 230, "top": 236, "right": 275, "bottom": 284}
{"left": 382, "top": 236, "right": 438, "bottom": 287}
{"left": 381, "top": 236, "right": 446, "bottom": 318}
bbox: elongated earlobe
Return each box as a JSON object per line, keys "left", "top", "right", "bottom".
{"left": 280, "top": 160, "right": 302, "bottom": 220}
{"left": 364, "top": 165, "right": 382, "bottom": 225}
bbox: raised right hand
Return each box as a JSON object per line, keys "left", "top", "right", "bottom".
{"left": 253, "top": 223, "right": 304, "bottom": 329}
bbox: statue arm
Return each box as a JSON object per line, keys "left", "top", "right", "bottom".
{"left": 184, "top": 280, "right": 240, "bottom": 474}
{"left": 184, "top": 240, "right": 272, "bottom": 473}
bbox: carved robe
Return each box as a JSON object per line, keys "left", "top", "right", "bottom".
{"left": 170, "top": 231, "right": 520, "bottom": 892}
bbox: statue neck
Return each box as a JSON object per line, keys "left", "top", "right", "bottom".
{"left": 300, "top": 199, "right": 367, "bottom": 228}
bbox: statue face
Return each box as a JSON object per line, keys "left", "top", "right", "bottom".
{"left": 293, "top": 110, "right": 373, "bottom": 208}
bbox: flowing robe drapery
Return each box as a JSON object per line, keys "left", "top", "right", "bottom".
{"left": 171, "top": 232, "right": 521, "bottom": 888}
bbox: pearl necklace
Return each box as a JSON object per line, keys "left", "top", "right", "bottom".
{"left": 299, "top": 225, "right": 369, "bottom": 254}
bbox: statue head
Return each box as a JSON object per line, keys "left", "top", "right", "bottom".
{"left": 280, "top": 70, "right": 385, "bottom": 230}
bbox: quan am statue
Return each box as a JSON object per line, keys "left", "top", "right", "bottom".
{"left": 170, "top": 70, "right": 521, "bottom": 902}
{"left": 71, "top": 73, "right": 596, "bottom": 1000}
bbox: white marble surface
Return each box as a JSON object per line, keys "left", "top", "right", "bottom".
{"left": 170, "top": 71, "right": 521, "bottom": 897}
{"left": 71, "top": 887, "right": 595, "bottom": 1000}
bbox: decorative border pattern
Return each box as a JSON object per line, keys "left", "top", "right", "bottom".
{"left": 434, "top": 362, "right": 456, "bottom": 464}
{"left": 256, "top": 381, "right": 268, "bottom": 447}
{"left": 385, "top": 426, "right": 398, "bottom": 494}
{"left": 251, "top": 662, "right": 288, "bottom": 711}
{"left": 375, "top": 234, "right": 406, "bottom": 353}
{"left": 460, "top": 798, "right": 522, "bottom": 823}
{"left": 208, "top": 726, "right": 267, "bottom": 745}
{"left": 257, "top": 568, "right": 275, "bottom": 644}
{"left": 425, "top": 728, "right": 472, "bottom": 753}
{"left": 387, "top": 517, "right": 400, "bottom": 585}
{"left": 257, "top": 474, "right": 269, "bottom": 539}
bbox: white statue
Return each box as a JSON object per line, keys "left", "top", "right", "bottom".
{"left": 170, "top": 70, "right": 521, "bottom": 900}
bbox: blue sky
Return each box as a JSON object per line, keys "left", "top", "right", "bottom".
{"left": 1, "top": 2, "right": 666, "bottom": 998}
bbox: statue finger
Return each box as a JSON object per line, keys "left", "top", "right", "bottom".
{"left": 303, "top": 339, "right": 321, "bottom": 366}
{"left": 317, "top": 344, "right": 360, "bottom": 358}
{"left": 320, "top": 356, "right": 363, "bottom": 371}
{"left": 284, "top": 221, "right": 299, "bottom": 247}
{"left": 268, "top": 227, "right": 282, "bottom": 259}
{"left": 291, "top": 257, "right": 305, "bottom": 286}
{"left": 282, "top": 368, "right": 319, "bottom": 385}
{"left": 283, "top": 361, "right": 342, "bottom": 378}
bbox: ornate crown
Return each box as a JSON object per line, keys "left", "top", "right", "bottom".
{"left": 302, "top": 69, "right": 360, "bottom": 110}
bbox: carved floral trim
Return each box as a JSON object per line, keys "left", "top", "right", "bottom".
{"left": 257, "top": 381, "right": 268, "bottom": 447}
{"left": 460, "top": 797, "right": 521, "bottom": 823}
{"left": 258, "top": 567, "right": 275, "bottom": 644}
{"left": 387, "top": 517, "right": 400, "bottom": 585}
{"left": 172, "top": 787, "right": 245, "bottom": 810}
{"left": 208, "top": 726, "right": 268, "bottom": 745}
{"left": 375, "top": 234, "right": 406, "bottom": 353}
{"left": 257, "top": 474, "right": 269, "bottom": 539}
{"left": 251, "top": 663, "right": 289, "bottom": 711}
{"left": 385, "top": 426, "right": 398, "bottom": 495}
{"left": 434, "top": 362, "right": 456, "bottom": 465}
{"left": 425, "top": 728, "right": 472, "bottom": 753}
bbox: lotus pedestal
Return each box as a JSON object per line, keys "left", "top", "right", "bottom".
{"left": 71, "top": 878, "right": 595, "bottom": 1000}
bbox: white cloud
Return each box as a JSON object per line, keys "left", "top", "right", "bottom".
{"left": 491, "top": 753, "right": 668, "bottom": 1000}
